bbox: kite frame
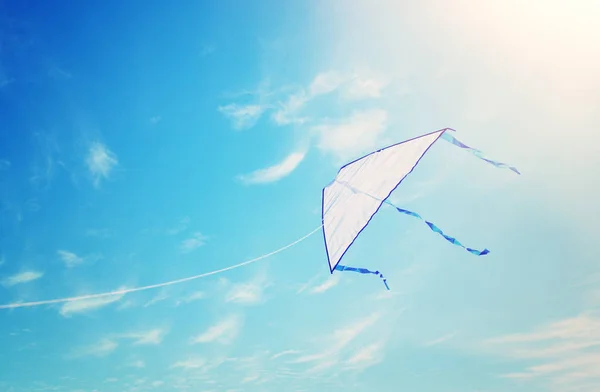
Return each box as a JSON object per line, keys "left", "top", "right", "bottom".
{"left": 322, "top": 128, "right": 450, "bottom": 274}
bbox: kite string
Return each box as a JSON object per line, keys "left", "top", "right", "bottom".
{"left": 0, "top": 224, "right": 324, "bottom": 310}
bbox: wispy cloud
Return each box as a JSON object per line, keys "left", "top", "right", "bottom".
{"left": 150, "top": 115, "right": 162, "bottom": 125}
{"left": 144, "top": 290, "right": 170, "bottom": 308}
{"left": 59, "top": 292, "right": 124, "bottom": 317}
{"left": 237, "top": 151, "right": 306, "bottom": 184}
{"left": 308, "top": 275, "right": 340, "bottom": 294}
{"left": 48, "top": 67, "right": 72, "bottom": 80}
{"left": 70, "top": 339, "right": 118, "bottom": 358}
{"left": 271, "top": 350, "right": 301, "bottom": 360}
{"left": 424, "top": 332, "right": 458, "bottom": 347}
{"left": 180, "top": 232, "right": 208, "bottom": 253}
{"left": 85, "top": 228, "right": 113, "bottom": 238}
{"left": 86, "top": 142, "right": 118, "bottom": 188}
{"left": 57, "top": 250, "right": 83, "bottom": 268}
{"left": 191, "top": 315, "right": 243, "bottom": 345}
{"left": 218, "top": 103, "right": 267, "bottom": 130}
{"left": 166, "top": 217, "right": 191, "bottom": 235}
{"left": 0, "top": 159, "right": 10, "bottom": 170}
{"left": 222, "top": 70, "right": 386, "bottom": 131}
{"left": 342, "top": 74, "right": 388, "bottom": 100}
{"left": 57, "top": 250, "right": 100, "bottom": 268}
{"left": 171, "top": 358, "right": 207, "bottom": 370}
{"left": 175, "top": 291, "right": 206, "bottom": 306}
{"left": 127, "top": 360, "right": 146, "bottom": 369}
{"left": 312, "top": 109, "right": 388, "bottom": 161}
{"left": 271, "top": 71, "right": 345, "bottom": 126}
{"left": 292, "top": 312, "right": 383, "bottom": 373}
{"left": 2, "top": 270, "right": 43, "bottom": 287}
{"left": 345, "top": 342, "right": 385, "bottom": 370}
{"left": 119, "top": 328, "right": 168, "bottom": 345}
{"left": 225, "top": 282, "right": 265, "bottom": 305}
{"left": 484, "top": 312, "right": 600, "bottom": 388}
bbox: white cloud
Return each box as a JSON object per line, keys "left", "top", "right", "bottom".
{"left": 166, "top": 217, "right": 191, "bottom": 235}
{"left": 271, "top": 71, "right": 346, "bottom": 126}
{"left": 343, "top": 75, "right": 387, "bottom": 100}
{"left": 424, "top": 332, "right": 458, "bottom": 347}
{"left": 70, "top": 339, "right": 118, "bottom": 358}
{"left": 2, "top": 271, "right": 43, "bottom": 287}
{"left": 192, "top": 315, "right": 243, "bottom": 345}
{"left": 484, "top": 313, "right": 600, "bottom": 389}
{"left": 308, "top": 71, "right": 346, "bottom": 96}
{"left": 237, "top": 151, "right": 306, "bottom": 184}
{"left": 57, "top": 250, "right": 84, "bottom": 268}
{"left": 150, "top": 116, "right": 162, "bottom": 125}
{"left": 271, "top": 92, "right": 310, "bottom": 126}
{"left": 221, "top": 71, "right": 388, "bottom": 149}
{"left": 345, "top": 342, "right": 384, "bottom": 370}
{"left": 225, "top": 282, "right": 265, "bottom": 305}
{"left": 180, "top": 232, "right": 208, "bottom": 253}
{"left": 175, "top": 291, "right": 206, "bottom": 306}
{"left": 86, "top": 142, "right": 118, "bottom": 188}
{"left": 116, "top": 299, "right": 136, "bottom": 310}
{"left": 171, "top": 358, "right": 207, "bottom": 370}
{"left": 218, "top": 103, "right": 267, "bottom": 130}
{"left": 121, "top": 328, "right": 167, "bottom": 345}
{"left": 271, "top": 350, "right": 301, "bottom": 360}
{"left": 241, "top": 375, "right": 260, "bottom": 384}
{"left": 151, "top": 381, "right": 164, "bottom": 388}
{"left": 293, "top": 312, "right": 382, "bottom": 370}
{"left": 144, "top": 290, "right": 170, "bottom": 308}
{"left": 332, "top": 312, "right": 382, "bottom": 349}
{"left": 312, "top": 109, "right": 388, "bottom": 161}
{"left": 59, "top": 293, "right": 124, "bottom": 317}
{"left": 308, "top": 275, "right": 340, "bottom": 294}
{"left": 56, "top": 250, "right": 102, "bottom": 268}
{"left": 0, "top": 159, "right": 10, "bottom": 170}
{"left": 127, "top": 360, "right": 146, "bottom": 369}
{"left": 85, "top": 228, "right": 112, "bottom": 238}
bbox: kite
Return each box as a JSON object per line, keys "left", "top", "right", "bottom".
{"left": 323, "top": 127, "right": 519, "bottom": 289}
{"left": 0, "top": 127, "right": 518, "bottom": 311}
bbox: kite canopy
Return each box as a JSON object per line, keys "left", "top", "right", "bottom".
{"left": 322, "top": 127, "right": 519, "bottom": 286}
{"left": 322, "top": 129, "right": 446, "bottom": 273}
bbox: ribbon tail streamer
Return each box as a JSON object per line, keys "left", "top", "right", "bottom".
{"left": 441, "top": 131, "right": 521, "bottom": 175}
{"left": 335, "top": 264, "right": 390, "bottom": 290}
{"left": 394, "top": 206, "right": 490, "bottom": 256}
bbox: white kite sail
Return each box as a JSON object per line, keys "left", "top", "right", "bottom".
{"left": 321, "top": 129, "right": 446, "bottom": 272}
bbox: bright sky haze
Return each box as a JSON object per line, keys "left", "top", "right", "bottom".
{"left": 0, "top": 1, "right": 599, "bottom": 391}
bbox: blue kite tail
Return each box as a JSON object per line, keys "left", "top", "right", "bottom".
{"left": 394, "top": 206, "right": 490, "bottom": 256}
{"left": 441, "top": 131, "right": 521, "bottom": 175}
{"left": 335, "top": 264, "right": 390, "bottom": 290}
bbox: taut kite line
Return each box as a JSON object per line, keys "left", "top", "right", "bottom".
{"left": 0, "top": 128, "right": 518, "bottom": 309}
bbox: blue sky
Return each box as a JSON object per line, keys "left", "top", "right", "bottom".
{"left": 1, "top": 0, "right": 599, "bottom": 391}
